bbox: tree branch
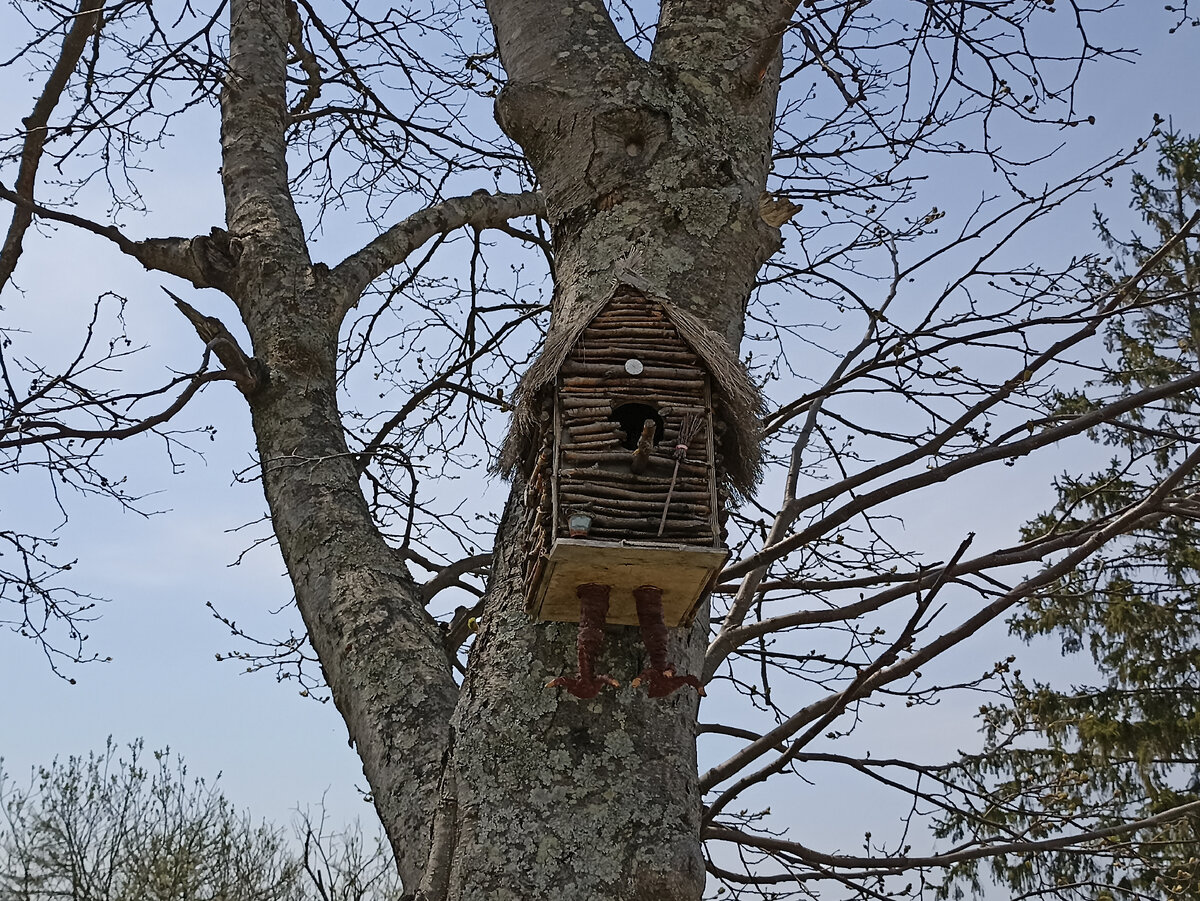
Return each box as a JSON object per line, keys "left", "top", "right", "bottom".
{"left": 484, "top": 0, "right": 631, "bottom": 86}
{"left": 353, "top": 304, "right": 540, "bottom": 473}
{"left": 706, "top": 500, "right": 1178, "bottom": 676}
{"left": 331, "top": 190, "right": 544, "bottom": 310}
{"left": 739, "top": 1, "right": 798, "bottom": 90}
{"left": 703, "top": 539, "right": 973, "bottom": 824}
{"left": 705, "top": 798, "right": 1200, "bottom": 872}
{"left": 1, "top": 349, "right": 234, "bottom": 449}
{"left": 0, "top": 182, "right": 230, "bottom": 288}
{"left": 420, "top": 553, "right": 492, "bottom": 605}
{"left": 718, "top": 208, "right": 1200, "bottom": 630}
{"left": 720, "top": 365, "right": 1200, "bottom": 586}
{"left": 166, "top": 288, "right": 265, "bottom": 395}
{"left": 700, "top": 446, "right": 1200, "bottom": 796}
{"left": 652, "top": 0, "right": 789, "bottom": 91}
{"left": 0, "top": 0, "right": 106, "bottom": 293}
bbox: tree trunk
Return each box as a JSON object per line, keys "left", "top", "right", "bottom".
{"left": 217, "top": 1, "right": 784, "bottom": 898}
{"left": 444, "top": 499, "right": 707, "bottom": 900}
{"left": 217, "top": 0, "right": 457, "bottom": 888}
{"left": 438, "top": 6, "right": 784, "bottom": 898}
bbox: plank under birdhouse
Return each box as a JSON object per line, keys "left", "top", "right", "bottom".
{"left": 529, "top": 538, "right": 729, "bottom": 627}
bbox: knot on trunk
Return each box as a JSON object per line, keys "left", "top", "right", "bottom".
{"left": 191, "top": 227, "right": 242, "bottom": 291}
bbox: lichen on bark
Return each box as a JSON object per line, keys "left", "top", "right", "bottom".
{"left": 210, "top": 0, "right": 786, "bottom": 898}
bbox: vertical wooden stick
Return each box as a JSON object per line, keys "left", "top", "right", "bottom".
{"left": 658, "top": 413, "right": 701, "bottom": 536}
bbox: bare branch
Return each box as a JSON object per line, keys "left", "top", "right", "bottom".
{"left": 485, "top": 0, "right": 629, "bottom": 86}
{"left": 700, "top": 447, "right": 1200, "bottom": 798}
{"left": 707, "top": 514, "right": 1139, "bottom": 669}
{"left": 721, "top": 364, "right": 1200, "bottom": 585}
{"left": 1, "top": 325, "right": 236, "bottom": 451}
{"left": 420, "top": 553, "right": 492, "bottom": 605}
{"left": 702, "top": 536, "right": 976, "bottom": 825}
{"left": 331, "top": 190, "right": 544, "bottom": 309}
{"left": 705, "top": 798, "right": 1200, "bottom": 872}
{"left": 0, "top": 370, "right": 231, "bottom": 449}
{"left": 0, "top": 0, "right": 106, "bottom": 293}
{"left": 735, "top": 0, "right": 804, "bottom": 90}
{"left": 166, "top": 288, "right": 265, "bottom": 395}
{"left": 0, "top": 182, "right": 227, "bottom": 288}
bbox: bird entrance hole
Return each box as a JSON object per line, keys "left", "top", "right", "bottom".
{"left": 611, "top": 402, "right": 664, "bottom": 450}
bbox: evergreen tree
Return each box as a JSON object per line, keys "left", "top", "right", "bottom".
{"left": 939, "top": 132, "right": 1200, "bottom": 900}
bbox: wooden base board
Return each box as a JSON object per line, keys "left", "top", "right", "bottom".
{"left": 529, "top": 538, "right": 728, "bottom": 627}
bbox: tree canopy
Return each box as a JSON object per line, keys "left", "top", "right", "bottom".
{"left": 0, "top": 740, "right": 402, "bottom": 901}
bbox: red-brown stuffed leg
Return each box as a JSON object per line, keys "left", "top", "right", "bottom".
{"left": 547, "top": 582, "right": 621, "bottom": 699}
{"left": 631, "top": 584, "right": 705, "bottom": 698}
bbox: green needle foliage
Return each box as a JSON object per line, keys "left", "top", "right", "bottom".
{"left": 937, "top": 131, "right": 1200, "bottom": 901}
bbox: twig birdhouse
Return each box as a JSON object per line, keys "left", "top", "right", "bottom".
{"left": 497, "top": 285, "right": 763, "bottom": 697}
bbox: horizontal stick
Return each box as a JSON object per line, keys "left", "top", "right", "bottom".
{"left": 573, "top": 535, "right": 719, "bottom": 550}
{"left": 571, "top": 430, "right": 703, "bottom": 448}
{"left": 564, "top": 375, "right": 707, "bottom": 390}
{"left": 583, "top": 337, "right": 682, "bottom": 348}
{"left": 586, "top": 524, "right": 714, "bottom": 538}
{"left": 560, "top": 403, "right": 708, "bottom": 419}
{"left": 582, "top": 324, "right": 681, "bottom": 336}
{"left": 558, "top": 445, "right": 709, "bottom": 463}
{"left": 580, "top": 334, "right": 691, "bottom": 348}
{"left": 560, "top": 361, "right": 704, "bottom": 379}
{"left": 569, "top": 502, "right": 712, "bottom": 519}
{"left": 561, "top": 450, "right": 709, "bottom": 473}
{"left": 591, "top": 313, "right": 668, "bottom": 324}
{"left": 584, "top": 514, "right": 713, "bottom": 528}
{"left": 561, "top": 487, "right": 713, "bottom": 505}
{"left": 558, "top": 401, "right": 612, "bottom": 414}
{"left": 571, "top": 349, "right": 701, "bottom": 365}
{"left": 560, "top": 476, "right": 712, "bottom": 494}
{"left": 562, "top": 384, "right": 705, "bottom": 397}
{"left": 584, "top": 524, "right": 713, "bottom": 538}
{"left": 561, "top": 436, "right": 621, "bottom": 450}
{"left": 567, "top": 421, "right": 619, "bottom": 436}
{"left": 560, "top": 485, "right": 713, "bottom": 503}
{"left": 560, "top": 502, "right": 712, "bottom": 521}
{"left": 562, "top": 376, "right": 706, "bottom": 389}
{"left": 560, "top": 467, "right": 704, "bottom": 488}
{"left": 571, "top": 503, "right": 710, "bottom": 518}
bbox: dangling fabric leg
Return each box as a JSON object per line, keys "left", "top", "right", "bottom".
{"left": 631, "top": 584, "right": 705, "bottom": 698}
{"left": 547, "top": 582, "right": 620, "bottom": 699}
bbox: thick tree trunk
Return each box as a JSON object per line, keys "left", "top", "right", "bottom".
{"left": 439, "top": 6, "right": 784, "bottom": 897}
{"left": 217, "top": 0, "right": 457, "bottom": 888}
{"left": 445, "top": 499, "right": 707, "bottom": 900}
{"left": 216, "top": 1, "right": 784, "bottom": 898}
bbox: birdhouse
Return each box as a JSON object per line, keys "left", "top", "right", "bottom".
{"left": 498, "top": 285, "right": 764, "bottom": 635}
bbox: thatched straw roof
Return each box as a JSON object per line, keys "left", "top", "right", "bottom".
{"left": 495, "top": 285, "right": 764, "bottom": 496}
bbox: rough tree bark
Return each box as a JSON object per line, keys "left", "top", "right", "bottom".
{"left": 170, "top": 0, "right": 783, "bottom": 898}
{"left": 217, "top": 0, "right": 457, "bottom": 888}
{"left": 442, "top": 4, "right": 784, "bottom": 899}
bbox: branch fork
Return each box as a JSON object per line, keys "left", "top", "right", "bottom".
{"left": 166, "top": 288, "right": 265, "bottom": 395}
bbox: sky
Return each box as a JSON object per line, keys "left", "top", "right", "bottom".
{"left": 2, "top": 0, "right": 1200, "bottom": 893}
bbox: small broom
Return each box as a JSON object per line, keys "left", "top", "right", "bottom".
{"left": 658, "top": 412, "right": 702, "bottom": 537}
